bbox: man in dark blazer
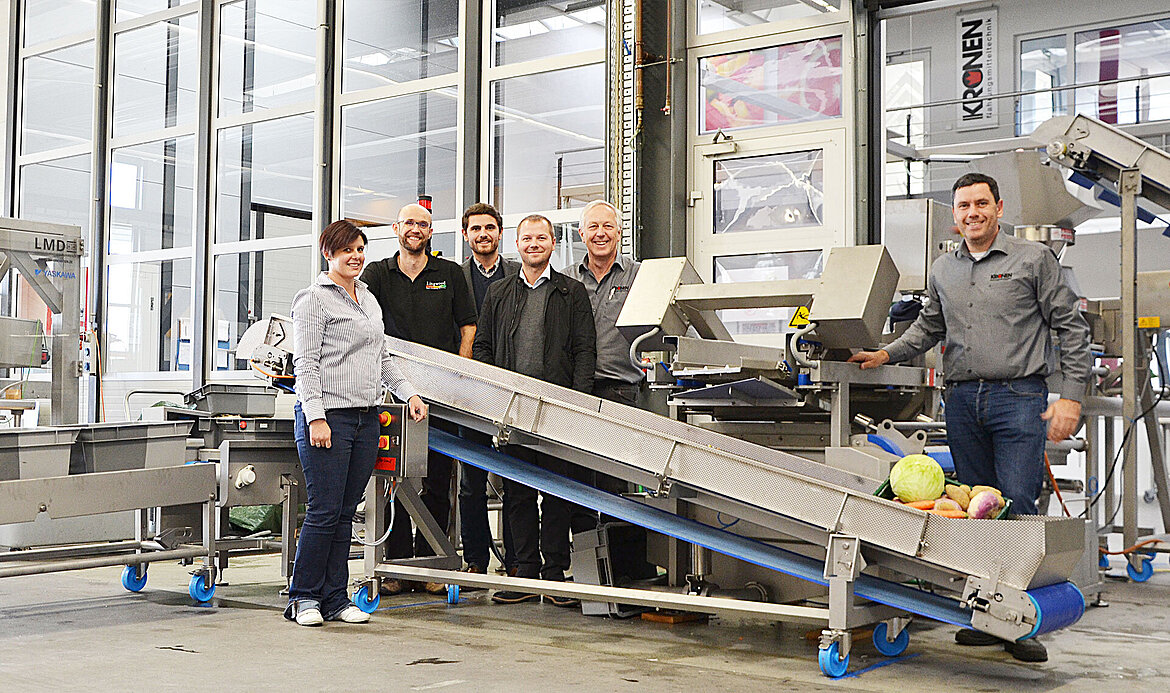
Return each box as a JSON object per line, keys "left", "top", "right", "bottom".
{"left": 457, "top": 203, "right": 520, "bottom": 578}
{"left": 472, "top": 214, "right": 596, "bottom": 606}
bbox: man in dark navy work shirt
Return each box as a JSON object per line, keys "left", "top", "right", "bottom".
{"left": 849, "top": 173, "right": 1090, "bottom": 663}
{"left": 361, "top": 202, "right": 477, "bottom": 596}
{"left": 457, "top": 202, "right": 520, "bottom": 579}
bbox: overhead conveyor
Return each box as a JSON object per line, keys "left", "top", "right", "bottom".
{"left": 368, "top": 336, "right": 1088, "bottom": 677}
{"left": 1030, "top": 115, "right": 1170, "bottom": 574}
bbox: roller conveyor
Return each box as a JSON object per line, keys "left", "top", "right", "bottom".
{"left": 380, "top": 336, "right": 1087, "bottom": 650}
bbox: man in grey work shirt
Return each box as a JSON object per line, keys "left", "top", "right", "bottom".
{"left": 849, "top": 173, "right": 1091, "bottom": 662}
{"left": 574, "top": 200, "right": 644, "bottom": 509}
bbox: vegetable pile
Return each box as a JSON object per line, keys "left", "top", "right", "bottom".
{"left": 888, "top": 455, "right": 1007, "bottom": 519}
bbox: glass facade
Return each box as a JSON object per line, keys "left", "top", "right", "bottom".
{"left": 215, "top": 115, "right": 315, "bottom": 243}
{"left": 23, "top": 0, "right": 95, "bottom": 45}
{"left": 6, "top": 0, "right": 606, "bottom": 401}
{"left": 697, "top": 0, "right": 840, "bottom": 35}
{"left": 712, "top": 149, "right": 825, "bottom": 233}
{"left": 219, "top": 0, "right": 318, "bottom": 116}
{"left": 493, "top": 1, "right": 606, "bottom": 65}
{"left": 1074, "top": 19, "right": 1170, "bottom": 126}
{"left": 1018, "top": 36, "right": 1068, "bottom": 136}
{"left": 342, "top": 0, "right": 459, "bottom": 91}
{"left": 109, "top": 137, "right": 196, "bottom": 252}
{"left": 341, "top": 91, "right": 459, "bottom": 224}
{"left": 112, "top": 14, "right": 199, "bottom": 138}
{"left": 20, "top": 42, "right": 94, "bottom": 154}
{"left": 699, "top": 36, "right": 843, "bottom": 134}
{"left": 491, "top": 63, "right": 606, "bottom": 213}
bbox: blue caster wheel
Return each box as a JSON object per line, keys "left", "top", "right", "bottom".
{"left": 818, "top": 642, "right": 849, "bottom": 678}
{"left": 189, "top": 573, "right": 216, "bottom": 602}
{"left": 1127, "top": 556, "right": 1154, "bottom": 582}
{"left": 354, "top": 584, "right": 379, "bottom": 613}
{"left": 872, "top": 622, "right": 910, "bottom": 657}
{"left": 1099, "top": 554, "right": 1110, "bottom": 569}
{"left": 446, "top": 583, "right": 460, "bottom": 605}
{"left": 121, "top": 565, "right": 147, "bottom": 592}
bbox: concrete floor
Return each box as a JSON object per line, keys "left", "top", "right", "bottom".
{"left": 1, "top": 554, "right": 1169, "bottom": 692}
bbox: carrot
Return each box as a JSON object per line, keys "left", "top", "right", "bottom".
{"left": 928, "top": 509, "right": 968, "bottom": 518}
{"left": 907, "top": 500, "right": 936, "bottom": 510}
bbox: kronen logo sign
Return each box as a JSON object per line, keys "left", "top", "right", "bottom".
{"left": 956, "top": 9, "right": 996, "bottom": 131}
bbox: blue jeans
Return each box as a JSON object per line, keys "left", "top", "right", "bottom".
{"left": 945, "top": 377, "right": 1048, "bottom": 515}
{"left": 286, "top": 403, "right": 379, "bottom": 618}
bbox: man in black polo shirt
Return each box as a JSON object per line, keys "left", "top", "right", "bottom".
{"left": 361, "top": 202, "right": 477, "bottom": 595}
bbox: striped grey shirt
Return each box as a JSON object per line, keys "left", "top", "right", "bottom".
{"left": 292, "top": 273, "right": 420, "bottom": 422}
{"left": 575, "top": 256, "right": 644, "bottom": 384}
{"left": 883, "top": 231, "right": 1091, "bottom": 401}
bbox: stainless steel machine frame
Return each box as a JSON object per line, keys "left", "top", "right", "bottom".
{"left": 0, "top": 464, "right": 220, "bottom": 598}
{"left": 1032, "top": 114, "right": 1170, "bottom": 574}
{"left": 0, "top": 218, "right": 85, "bottom": 424}
{"left": 363, "top": 338, "right": 1084, "bottom": 667}
{"left": 164, "top": 406, "right": 305, "bottom": 584}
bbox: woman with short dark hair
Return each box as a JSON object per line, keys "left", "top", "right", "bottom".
{"left": 285, "top": 219, "right": 428, "bottom": 627}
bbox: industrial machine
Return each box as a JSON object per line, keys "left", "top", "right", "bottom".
{"left": 1026, "top": 114, "right": 1170, "bottom": 580}
{"left": 0, "top": 419, "right": 223, "bottom": 602}
{"left": 222, "top": 233, "right": 1087, "bottom": 677}
{"left": 365, "top": 336, "right": 1085, "bottom": 679}
{"left": 0, "top": 217, "right": 85, "bottom": 424}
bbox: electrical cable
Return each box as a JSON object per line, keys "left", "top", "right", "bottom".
{"left": 351, "top": 480, "right": 398, "bottom": 547}
{"left": 91, "top": 329, "right": 106, "bottom": 422}
{"left": 1100, "top": 537, "right": 1164, "bottom": 556}
{"left": 1083, "top": 333, "right": 1167, "bottom": 528}
{"left": 250, "top": 361, "right": 295, "bottom": 380}
{"left": 1044, "top": 452, "right": 1072, "bottom": 517}
{"left": 1105, "top": 336, "right": 1167, "bottom": 528}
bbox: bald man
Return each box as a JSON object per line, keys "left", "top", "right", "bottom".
{"left": 360, "top": 203, "right": 477, "bottom": 596}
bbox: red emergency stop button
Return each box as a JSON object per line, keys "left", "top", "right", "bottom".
{"left": 379, "top": 435, "right": 389, "bottom": 450}
{"left": 239, "top": 420, "right": 247, "bottom": 430}
{"left": 379, "top": 411, "right": 390, "bottom": 425}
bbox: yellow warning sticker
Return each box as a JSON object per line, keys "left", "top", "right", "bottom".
{"left": 1138, "top": 316, "right": 1161, "bottom": 329}
{"left": 789, "top": 305, "right": 811, "bottom": 328}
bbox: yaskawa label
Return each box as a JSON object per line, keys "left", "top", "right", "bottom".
{"left": 956, "top": 9, "right": 996, "bottom": 131}
{"left": 34, "top": 268, "right": 77, "bottom": 279}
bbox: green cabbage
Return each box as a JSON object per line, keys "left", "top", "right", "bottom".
{"left": 890, "top": 454, "right": 945, "bottom": 502}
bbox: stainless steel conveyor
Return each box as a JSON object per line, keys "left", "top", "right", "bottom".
{"left": 369, "top": 337, "right": 1087, "bottom": 676}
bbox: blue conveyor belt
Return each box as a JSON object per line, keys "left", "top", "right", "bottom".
{"left": 429, "top": 429, "right": 975, "bottom": 628}
{"left": 1024, "top": 581, "right": 1085, "bottom": 639}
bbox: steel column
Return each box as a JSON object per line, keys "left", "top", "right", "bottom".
{"left": 312, "top": 0, "right": 337, "bottom": 235}
{"left": 1119, "top": 168, "right": 1141, "bottom": 562}
{"left": 456, "top": 0, "right": 484, "bottom": 249}
{"left": 191, "top": 0, "right": 219, "bottom": 388}
{"left": 86, "top": 0, "right": 112, "bottom": 423}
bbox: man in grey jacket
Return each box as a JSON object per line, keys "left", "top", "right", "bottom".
{"left": 458, "top": 203, "right": 520, "bottom": 578}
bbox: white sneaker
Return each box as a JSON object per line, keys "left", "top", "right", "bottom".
{"left": 294, "top": 606, "right": 324, "bottom": 627}
{"left": 327, "top": 605, "right": 370, "bottom": 624}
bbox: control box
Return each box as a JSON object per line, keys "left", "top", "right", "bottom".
{"left": 374, "top": 403, "right": 428, "bottom": 479}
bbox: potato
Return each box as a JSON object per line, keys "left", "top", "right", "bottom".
{"left": 945, "top": 484, "right": 971, "bottom": 510}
